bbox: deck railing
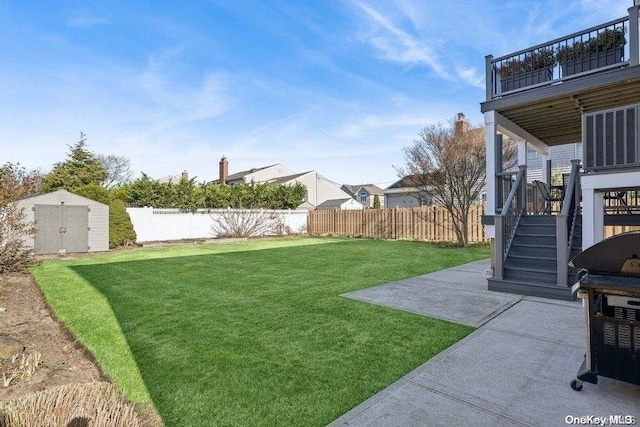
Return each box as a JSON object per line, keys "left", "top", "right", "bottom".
{"left": 556, "top": 159, "right": 582, "bottom": 286}
{"left": 494, "top": 165, "right": 527, "bottom": 279}
{"left": 486, "top": 11, "right": 637, "bottom": 99}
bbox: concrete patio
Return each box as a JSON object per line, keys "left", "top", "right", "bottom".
{"left": 332, "top": 260, "right": 640, "bottom": 426}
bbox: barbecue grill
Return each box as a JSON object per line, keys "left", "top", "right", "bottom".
{"left": 569, "top": 231, "right": 640, "bottom": 391}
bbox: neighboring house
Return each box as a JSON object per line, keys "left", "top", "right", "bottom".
{"left": 315, "top": 198, "right": 363, "bottom": 210}
{"left": 383, "top": 177, "right": 427, "bottom": 208}
{"left": 269, "top": 171, "right": 355, "bottom": 209}
{"left": 342, "top": 184, "right": 385, "bottom": 208}
{"left": 481, "top": 5, "right": 640, "bottom": 300}
{"left": 215, "top": 159, "right": 295, "bottom": 186}
{"left": 523, "top": 143, "right": 583, "bottom": 183}
{"left": 215, "top": 157, "right": 354, "bottom": 209}
{"left": 158, "top": 170, "right": 190, "bottom": 184}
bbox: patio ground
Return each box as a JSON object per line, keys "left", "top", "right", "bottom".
{"left": 332, "top": 260, "right": 640, "bottom": 426}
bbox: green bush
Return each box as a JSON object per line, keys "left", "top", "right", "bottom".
{"left": 109, "top": 199, "right": 136, "bottom": 248}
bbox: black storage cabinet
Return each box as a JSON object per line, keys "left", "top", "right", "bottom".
{"left": 570, "top": 232, "right": 640, "bottom": 391}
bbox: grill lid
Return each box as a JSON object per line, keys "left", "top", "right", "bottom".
{"left": 570, "top": 231, "right": 640, "bottom": 277}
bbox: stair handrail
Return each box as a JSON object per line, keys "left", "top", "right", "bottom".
{"left": 556, "top": 159, "right": 582, "bottom": 286}
{"left": 495, "top": 165, "right": 526, "bottom": 280}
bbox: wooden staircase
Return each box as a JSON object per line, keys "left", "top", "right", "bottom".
{"left": 488, "top": 214, "right": 582, "bottom": 300}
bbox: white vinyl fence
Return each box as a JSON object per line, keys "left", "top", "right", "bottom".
{"left": 127, "top": 208, "right": 309, "bottom": 243}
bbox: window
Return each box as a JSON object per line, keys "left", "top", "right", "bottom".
{"left": 526, "top": 148, "right": 538, "bottom": 159}
{"left": 575, "top": 142, "right": 583, "bottom": 159}
{"left": 359, "top": 191, "right": 368, "bottom": 203}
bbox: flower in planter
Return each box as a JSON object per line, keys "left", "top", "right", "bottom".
{"left": 556, "top": 27, "right": 626, "bottom": 62}
{"left": 498, "top": 48, "right": 555, "bottom": 78}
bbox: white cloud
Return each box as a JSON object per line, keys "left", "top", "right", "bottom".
{"left": 355, "top": 2, "right": 449, "bottom": 79}
{"left": 456, "top": 67, "right": 484, "bottom": 89}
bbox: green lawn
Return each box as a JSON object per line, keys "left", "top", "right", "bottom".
{"left": 32, "top": 237, "right": 490, "bottom": 426}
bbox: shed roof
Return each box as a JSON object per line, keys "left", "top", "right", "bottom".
{"left": 19, "top": 189, "right": 108, "bottom": 207}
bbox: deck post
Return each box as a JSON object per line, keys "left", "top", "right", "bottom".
{"left": 629, "top": 5, "right": 639, "bottom": 66}
{"left": 485, "top": 55, "right": 494, "bottom": 100}
{"left": 495, "top": 216, "right": 504, "bottom": 279}
{"left": 485, "top": 111, "right": 498, "bottom": 238}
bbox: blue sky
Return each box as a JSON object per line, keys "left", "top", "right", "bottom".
{"left": 0, "top": 0, "right": 630, "bottom": 188}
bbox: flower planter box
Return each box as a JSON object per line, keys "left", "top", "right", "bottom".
{"left": 499, "top": 67, "right": 553, "bottom": 93}
{"left": 560, "top": 47, "right": 624, "bottom": 77}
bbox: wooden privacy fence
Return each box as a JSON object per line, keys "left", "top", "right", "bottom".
{"left": 308, "top": 206, "right": 488, "bottom": 243}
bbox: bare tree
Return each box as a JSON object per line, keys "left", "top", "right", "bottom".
{"left": 396, "top": 115, "right": 514, "bottom": 247}
{"left": 98, "top": 154, "right": 132, "bottom": 188}
{"left": 211, "top": 209, "right": 286, "bottom": 238}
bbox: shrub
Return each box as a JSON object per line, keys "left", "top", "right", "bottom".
{"left": 0, "top": 164, "right": 38, "bottom": 273}
{"left": 109, "top": 199, "right": 136, "bottom": 248}
{"left": 556, "top": 28, "right": 626, "bottom": 62}
{"left": 211, "top": 209, "right": 284, "bottom": 238}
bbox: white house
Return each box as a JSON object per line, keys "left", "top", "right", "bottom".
{"left": 215, "top": 157, "right": 354, "bottom": 210}
{"left": 342, "top": 184, "right": 385, "bottom": 208}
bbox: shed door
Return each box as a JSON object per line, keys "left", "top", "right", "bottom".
{"left": 63, "top": 206, "right": 89, "bottom": 253}
{"left": 34, "top": 205, "right": 89, "bottom": 254}
{"left": 34, "top": 205, "right": 63, "bottom": 255}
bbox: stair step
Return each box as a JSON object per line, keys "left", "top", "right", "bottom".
{"left": 505, "top": 257, "right": 557, "bottom": 271}
{"left": 519, "top": 215, "right": 556, "bottom": 225}
{"left": 503, "top": 268, "right": 557, "bottom": 285}
{"left": 488, "top": 278, "right": 576, "bottom": 300}
{"left": 516, "top": 224, "right": 556, "bottom": 235}
{"left": 512, "top": 234, "right": 556, "bottom": 246}
{"left": 509, "top": 245, "right": 556, "bottom": 258}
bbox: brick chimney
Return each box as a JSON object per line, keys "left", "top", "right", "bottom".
{"left": 455, "top": 112, "right": 469, "bottom": 135}
{"left": 219, "top": 156, "right": 228, "bottom": 185}
{"left": 181, "top": 170, "right": 189, "bottom": 180}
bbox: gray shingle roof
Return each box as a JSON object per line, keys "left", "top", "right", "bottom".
{"left": 316, "top": 198, "right": 354, "bottom": 209}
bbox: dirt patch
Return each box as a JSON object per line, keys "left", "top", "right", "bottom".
{"left": 0, "top": 273, "right": 162, "bottom": 425}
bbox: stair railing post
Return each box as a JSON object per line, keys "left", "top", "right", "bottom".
{"left": 556, "top": 214, "right": 568, "bottom": 287}
{"left": 518, "top": 165, "right": 527, "bottom": 213}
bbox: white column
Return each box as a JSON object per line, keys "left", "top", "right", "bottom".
{"left": 582, "top": 189, "right": 604, "bottom": 250}
{"left": 541, "top": 152, "right": 550, "bottom": 185}
{"left": 485, "top": 111, "right": 497, "bottom": 238}
{"left": 517, "top": 140, "right": 527, "bottom": 166}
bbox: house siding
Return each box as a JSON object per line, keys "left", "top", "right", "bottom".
{"left": 385, "top": 193, "right": 422, "bottom": 208}
{"left": 527, "top": 143, "right": 581, "bottom": 182}
{"left": 315, "top": 175, "right": 352, "bottom": 206}
{"left": 245, "top": 164, "right": 294, "bottom": 183}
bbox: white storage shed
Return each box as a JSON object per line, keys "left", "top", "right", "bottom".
{"left": 17, "top": 189, "right": 109, "bottom": 255}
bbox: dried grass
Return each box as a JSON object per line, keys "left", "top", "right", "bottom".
{"left": 0, "top": 382, "right": 149, "bottom": 427}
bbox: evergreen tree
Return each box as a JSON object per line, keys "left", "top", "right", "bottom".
{"left": 41, "top": 133, "right": 108, "bottom": 192}
{"left": 373, "top": 194, "right": 381, "bottom": 209}
{"left": 108, "top": 199, "right": 137, "bottom": 248}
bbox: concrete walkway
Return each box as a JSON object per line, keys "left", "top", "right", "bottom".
{"left": 331, "top": 260, "right": 640, "bottom": 427}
